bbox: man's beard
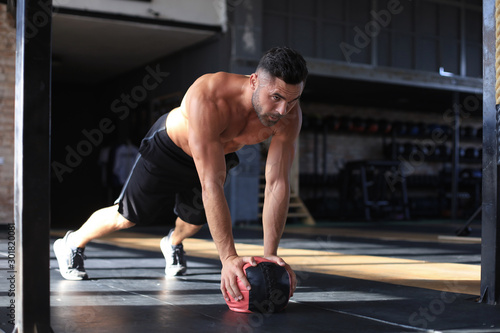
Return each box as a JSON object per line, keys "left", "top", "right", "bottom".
{"left": 252, "top": 89, "right": 281, "bottom": 127}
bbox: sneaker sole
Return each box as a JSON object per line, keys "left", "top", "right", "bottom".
{"left": 165, "top": 266, "right": 187, "bottom": 277}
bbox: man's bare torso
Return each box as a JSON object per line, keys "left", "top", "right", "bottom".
{"left": 164, "top": 72, "right": 299, "bottom": 157}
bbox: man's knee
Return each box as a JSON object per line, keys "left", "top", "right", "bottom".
{"left": 116, "top": 213, "right": 135, "bottom": 229}
{"left": 101, "top": 205, "right": 135, "bottom": 230}
{"left": 176, "top": 217, "right": 203, "bottom": 230}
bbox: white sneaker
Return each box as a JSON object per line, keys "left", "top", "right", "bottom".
{"left": 53, "top": 231, "right": 88, "bottom": 280}
{"left": 160, "top": 229, "right": 187, "bottom": 276}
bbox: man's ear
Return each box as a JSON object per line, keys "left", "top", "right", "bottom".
{"left": 250, "top": 73, "right": 258, "bottom": 90}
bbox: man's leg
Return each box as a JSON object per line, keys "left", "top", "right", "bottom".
{"left": 68, "top": 204, "right": 135, "bottom": 248}
{"left": 54, "top": 205, "right": 135, "bottom": 280}
{"left": 161, "top": 217, "right": 203, "bottom": 276}
{"left": 170, "top": 217, "right": 203, "bottom": 245}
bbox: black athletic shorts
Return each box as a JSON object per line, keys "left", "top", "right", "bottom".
{"left": 115, "top": 113, "right": 239, "bottom": 226}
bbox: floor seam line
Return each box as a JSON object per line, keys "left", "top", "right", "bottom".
{"left": 289, "top": 300, "right": 439, "bottom": 333}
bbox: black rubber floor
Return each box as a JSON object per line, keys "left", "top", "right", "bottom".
{"left": 1, "top": 222, "right": 500, "bottom": 333}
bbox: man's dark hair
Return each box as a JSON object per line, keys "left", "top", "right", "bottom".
{"left": 257, "top": 46, "right": 308, "bottom": 85}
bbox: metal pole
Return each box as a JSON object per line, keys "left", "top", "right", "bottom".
{"left": 451, "top": 92, "right": 460, "bottom": 221}
{"left": 480, "top": 0, "right": 500, "bottom": 305}
{"left": 13, "top": 0, "right": 53, "bottom": 331}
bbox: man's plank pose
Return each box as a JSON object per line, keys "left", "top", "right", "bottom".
{"left": 54, "top": 46, "right": 308, "bottom": 303}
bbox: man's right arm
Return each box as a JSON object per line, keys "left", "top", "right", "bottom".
{"left": 184, "top": 81, "right": 256, "bottom": 301}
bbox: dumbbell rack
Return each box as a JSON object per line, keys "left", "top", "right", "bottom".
{"left": 383, "top": 120, "right": 482, "bottom": 221}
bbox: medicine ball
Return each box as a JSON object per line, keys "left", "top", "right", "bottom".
{"left": 325, "top": 116, "right": 340, "bottom": 131}
{"left": 376, "top": 119, "right": 392, "bottom": 134}
{"left": 351, "top": 117, "right": 366, "bottom": 133}
{"left": 225, "top": 257, "right": 292, "bottom": 314}
{"left": 365, "top": 118, "right": 379, "bottom": 133}
{"left": 407, "top": 122, "right": 420, "bottom": 136}
{"left": 339, "top": 116, "right": 353, "bottom": 131}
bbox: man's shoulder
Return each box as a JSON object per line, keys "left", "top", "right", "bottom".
{"left": 184, "top": 72, "right": 245, "bottom": 112}
{"left": 198, "top": 71, "right": 245, "bottom": 83}
{"left": 189, "top": 72, "right": 246, "bottom": 101}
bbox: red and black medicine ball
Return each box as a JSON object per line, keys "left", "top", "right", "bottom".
{"left": 225, "top": 257, "right": 292, "bottom": 314}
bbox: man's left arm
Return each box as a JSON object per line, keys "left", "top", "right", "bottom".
{"left": 261, "top": 110, "right": 302, "bottom": 294}
{"left": 262, "top": 138, "right": 293, "bottom": 257}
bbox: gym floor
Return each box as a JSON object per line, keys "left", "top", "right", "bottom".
{"left": 1, "top": 220, "right": 500, "bottom": 333}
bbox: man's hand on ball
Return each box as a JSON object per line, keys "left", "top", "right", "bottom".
{"left": 220, "top": 255, "right": 257, "bottom": 302}
{"left": 264, "top": 255, "right": 296, "bottom": 296}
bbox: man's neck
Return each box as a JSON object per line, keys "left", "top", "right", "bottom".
{"left": 239, "top": 76, "right": 255, "bottom": 116}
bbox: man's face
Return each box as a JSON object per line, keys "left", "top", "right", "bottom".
{"left": 251, "top": 72, "right": 304, "bottom": 127}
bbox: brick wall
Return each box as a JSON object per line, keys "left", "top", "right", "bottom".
{"left": 0, "top": 4, "right": 16, "bottom": 224}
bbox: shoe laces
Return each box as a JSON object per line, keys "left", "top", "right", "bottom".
{"left": 71, "top": 247, "right": 86, "bottom": 271}
{"left": 171, "top": 245, "right": 184, "bottom": 265}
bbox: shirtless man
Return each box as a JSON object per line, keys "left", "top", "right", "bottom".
{"left": 54, "top": 46, "right": 308, "bottom": 303}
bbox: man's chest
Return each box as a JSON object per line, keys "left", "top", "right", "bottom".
{"left": 220, "top": 121, "right": 274, "bottom": 153}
